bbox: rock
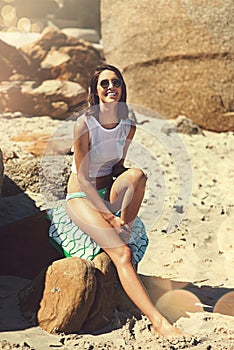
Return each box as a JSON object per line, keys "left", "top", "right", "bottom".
{"left": 49, "top": 43, "right": 103, "bottom": 90}
{"left": 2, "top": 156, "right": 41, "bottom": 195}
{"left": 3, "top": 154, "right": 72, "bottom": 197}
{"left": 101, "top": 0, "right": 234, "bottom": 132}
{"left": 0, "top": 27, "right": 103, "bottom": 117}
{"left": 173, "top": 115, "right": 204, "bottom": 135}
{"left": 0, "top": 80, "right": 86, "bottom": 118}
{"left": 19, "top": 257, "right": 97, "bottom": 334}
{"left": 0, "top": 39, "right": 32, "bottom": 81}
{"left": 30, "top": 79, "right": 86, "bottom": 117}
{"left": 40, "top": 50, "right": 70, "bottom": 69}
{"left": 0, "top": 149, "right": 3, "bottom": 195}
{"left": 82, "top": 252, "right": 118, "bottom": 332}
{"left": 0, "top": 81, "right": 35, "bottom": 115}
{"left": 20, "top": 27, "right": 104, "bottom": 89}
{"left": 19, "top": 27, "right": 67, "bottom": 68}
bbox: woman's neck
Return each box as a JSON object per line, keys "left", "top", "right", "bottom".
{"left": 98, "top": 103, "right": 119, "bottom": 128}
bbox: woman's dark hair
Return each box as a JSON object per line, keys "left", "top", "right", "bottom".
{"left": 87, "top": 64, "right": 129, "bottom": 120}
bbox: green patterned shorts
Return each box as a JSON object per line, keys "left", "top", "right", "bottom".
{"left": 47, "top": 203, "right": 148, "bottom": 263}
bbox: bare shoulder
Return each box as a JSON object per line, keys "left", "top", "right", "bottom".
{"left": 74, "top": 116, "right": 89, "bottom": 138}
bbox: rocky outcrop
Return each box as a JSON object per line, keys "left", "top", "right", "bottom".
{"left": 0, "top": 39, "right": 32, "bottom": 81}
{"left": 18, "top": 252, "right": 119, "bottom": 334}
{"left": 19, "top": 257, "right": 97, "bottom": 334}
{"left": 0, "top": 80, "right": 86, "bottom": 118}
{"left": 0, "top": 27, "right": 103, "bottom": 118}
{"left": 101, "top": 0, "right": 234, "bottom": 132}
{"left": 20, "top": 27, "right": 103, "bottom": 89}
{"left": 3, "top": 154, "right": 72, "bottom": 198}
{"left": 82, "top": 252, "right": 118, "bottom": 332}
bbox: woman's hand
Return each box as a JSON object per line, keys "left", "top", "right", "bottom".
{"left": 106, "top": 215, "right": 132, "bottom": 243}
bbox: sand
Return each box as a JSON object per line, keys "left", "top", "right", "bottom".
{"left": 0, "top": 111, "right": 233, "bottom": 349}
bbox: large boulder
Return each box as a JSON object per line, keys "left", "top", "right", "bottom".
{"left": 82, "top": 252, "right": 118, "bottom": 332}
{"left": 19, "top": 257, "right": 97, "bottom": 334}
{"left": 101, "top": 0, "right": 234, "bottom": 132}
{"left": 37, "top": 258, "right": 97, "bottom": 334}
{"left": 0, "top": 80, "right": 86, "bottom": 118}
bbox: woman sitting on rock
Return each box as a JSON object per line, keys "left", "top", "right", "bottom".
{"left": 64, "top": 64, "right": 187, "bottom": 338}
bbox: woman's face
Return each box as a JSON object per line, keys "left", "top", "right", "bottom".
{"left": 96, "top": 69, "right": 122, "bottom": 105}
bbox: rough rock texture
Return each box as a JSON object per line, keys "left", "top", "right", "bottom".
{"left": 0, "top": 149, "right": 3, "bottom": 195}
{"left": 101, "top": 0, "right": 234, "bottom": 132}
{"left": 82, "top": 252, "right": 118, "bottom": 332}
{"left": 173, "top": 115, "right": 204, "bottom": 135}
{"left": 20, "top": 27, "right": 103, "bottom": 89}
{"left": 19, "top": 257, "right": 97, "bottom": 334}
{"left": 17, "top": 250, "right": 134, "bottom": 335}
{"left": 0, "top": 27, "right": 103, "bottom": 117}
{"left": 2, "top": 154, "right": 72, "bottom": 200}
{"left": 0, "top": 80, "right": 86, "bottom": 118}
{"left": 0, "top": 39, "right": 32, "bottom": 81}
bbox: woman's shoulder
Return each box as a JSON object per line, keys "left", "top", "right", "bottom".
{"left": 74, "top": 114, "right": 89, "bottom": 135}
{"left": 122, "top": 117, "right": 135, "bottom": 131}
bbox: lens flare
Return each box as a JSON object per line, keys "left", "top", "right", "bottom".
{"left": 1, "top": 5, "right": 16, "bottom": 21}
{"left": 17, "top": 17, "right": 31, "bottom": 33}
{"left": 31, "top": 22, "right": 44, "bottom": 33}
{"left": 155, "top": 289, "right": 203, "bottom": 323}
{"left": 214, "top": 292, "right": 234, "bottom": 317}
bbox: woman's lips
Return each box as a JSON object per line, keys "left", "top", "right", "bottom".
{"left": 105, "top": 92, "right": 117, "bottom": 97}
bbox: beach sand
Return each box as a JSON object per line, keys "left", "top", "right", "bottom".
{"left": 0, "top": 112, "right": 233, "bottom": 349}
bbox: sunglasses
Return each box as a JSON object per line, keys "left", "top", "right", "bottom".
{"left": 99, "top": 78, "right": 122, "bottom": 89}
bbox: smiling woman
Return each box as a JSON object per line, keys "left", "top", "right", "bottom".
{"left": 46, "top": 64, "right": 191, "bottom": 339}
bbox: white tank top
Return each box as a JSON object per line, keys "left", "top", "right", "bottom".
{"left": 71, "top": 114, "right": 131, "bottom": 177}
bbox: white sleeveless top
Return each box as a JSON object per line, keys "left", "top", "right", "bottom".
{"left": 71, "top": 114, "right": 131, "bottom": 177}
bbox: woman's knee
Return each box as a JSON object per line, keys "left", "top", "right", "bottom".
{"left": 127, "top": 168, "right": 147, "bottom": 187}
{"left": 108, "top": 245, "right": 133, "bottom": 266}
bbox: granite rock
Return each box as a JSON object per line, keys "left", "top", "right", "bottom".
{"left": 19, "top": 257, "right": 97, "bottom": 334}
{"left": 82, "top": 252, "right": 118, "bottom": 332}
{"left": 101, "top": 0, "right": 234, "bottom": 132}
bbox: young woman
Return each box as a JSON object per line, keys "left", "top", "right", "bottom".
{"left": 65, "top": 64, "right": 187, "bottom": 338}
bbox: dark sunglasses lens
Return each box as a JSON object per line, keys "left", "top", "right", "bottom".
{"left": 100, "top": 79, "right": 109, "bottom": 88}
{"left": 112, "top": 79, "right": 122, "bottom": 87}
{"left": 100, "top": 79, "right": 122, "bottom": 88}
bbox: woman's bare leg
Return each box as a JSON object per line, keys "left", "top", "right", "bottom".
{"left": 66, "top": 198, "right": 187, "bottom": 338}
{"left": 104, "top": 244, "right": 187, "bottom": 338}
{"left": 109, "top": 168, "right": 147, "bottom": 225}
